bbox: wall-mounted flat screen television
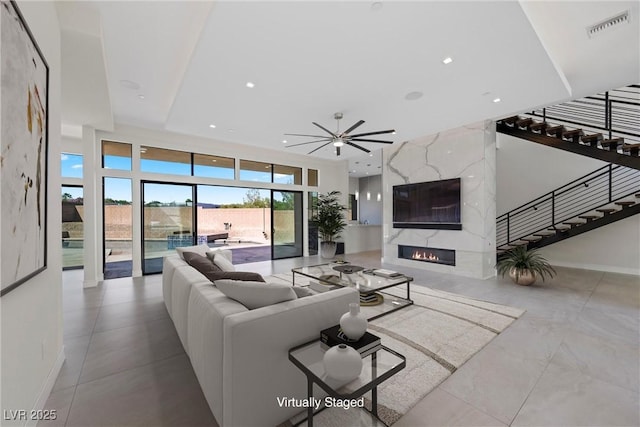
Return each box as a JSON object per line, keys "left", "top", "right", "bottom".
{"left": 393, "top": 178, "right": 462, "bottom": 230}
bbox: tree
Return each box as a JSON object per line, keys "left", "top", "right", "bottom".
{"left": 243, "top": 189, "right": 270, "bottom": 208}
{"left": 62, "top": 192, "right": 73, "bottom": 201}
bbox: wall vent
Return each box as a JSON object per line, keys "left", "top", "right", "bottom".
{"left": 587, "top": 11, "right": 630, "bottom": 38}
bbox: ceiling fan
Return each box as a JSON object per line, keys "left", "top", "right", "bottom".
{"left": 284, "top": 112, "right": 395, "bottom": 156}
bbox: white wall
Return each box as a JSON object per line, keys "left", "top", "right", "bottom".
{"left": 497, "top": 132, "right": 639, "bottom": 275}
{"left": 496, "top": 133, "right": 606, "bottom": 214}
{"left": 79, "top": 124, "right": 349, "bottom": 282}
{"left": 539, "top": 216, "right": 640, "bottom": 275}
{"left": 382, "top": 121, "right": 497, "bottom": 279}
{"left": 1, "top": 2, "right": 64, "bottom": 424}
{"left": 358, "top": 175, "right": 383, "bottom": 225}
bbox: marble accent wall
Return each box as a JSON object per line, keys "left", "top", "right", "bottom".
{"left": 382, "top": 121, "right": 496, "bottom": 279}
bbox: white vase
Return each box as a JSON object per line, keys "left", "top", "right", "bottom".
{"left": 340, "top": 302, "right": 367, "bottom": 341}
{"left": 323, "top": 344, "right": 363, "bottom": 381}
{"left": 320, "top": 241, "right": 337, "bottom": 259}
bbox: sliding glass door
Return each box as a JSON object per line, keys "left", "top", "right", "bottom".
{"left": 271, "top": 190, "right": 303, "bottom": 259}
{"left": 142, "top": 182, "right": 194, "bottom": 274}
{"left": 62, "top": 186, "right": 83, "bottom": 269}
{"left": 103, "top": 178, "right": 132, "bottom": 279}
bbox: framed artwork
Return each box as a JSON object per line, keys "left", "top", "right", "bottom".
{"left": 1, "top": 0, "right": 49, "bottom": 296}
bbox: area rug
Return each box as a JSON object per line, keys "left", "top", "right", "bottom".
{"left": 269, "top": 274, "right": 525, "bottom": 426}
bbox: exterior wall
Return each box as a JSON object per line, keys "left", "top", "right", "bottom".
{"left": 382, "top": 121, "right": 497, "bottom": 279}
{"left": 1, "top": 2, "right": 64, "bottom": 423}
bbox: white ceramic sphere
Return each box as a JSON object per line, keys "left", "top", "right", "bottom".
{"left": 323, "top": 344, "right": 362, "bottom": 381}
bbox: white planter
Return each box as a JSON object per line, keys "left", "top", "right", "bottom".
{"left": 340, "top": 302, "right": 367, "bottom": 341}
{"left": 323, "top": 344, "right": 362, "bottom": 381}
{"left": 320, "top": 241, "right": 337, "bottom": 259}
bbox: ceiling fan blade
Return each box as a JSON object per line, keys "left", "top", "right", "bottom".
{"left": 312, "top": 122, "right": 337, "bottom": 137}
{"left": 284, "top": 133, "right": 330, "bottom": 138}
{"left": 349, "top": 129, "right": 395, "bottom": 138}
{"left": 345, "top": 141, "right": 370, "bottom": 153}
{"left": 342, "top": 120, "right": 365, "bottom": 135}
{"left": 350, "top": 138, "right": 394, "bottom": 144}
{"left": 286, "top": 139, "right": 332, "bottom": 148}
{"left": 308, "top": 141, "right": 333, "bottom": 155}
{"left": 336, "top": 146, "right": 341, "bottom": 156}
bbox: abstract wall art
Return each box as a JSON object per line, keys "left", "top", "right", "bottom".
{"left": 1, "top": 0, "right": 49, "bottom": 296}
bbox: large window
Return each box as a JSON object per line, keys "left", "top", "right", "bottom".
{"left": 193, "top": 153, "right": 235, "bottom": 179}
{"left": 103, "top": 177, "right": 133, "bottom": 279}
{"left": 308, "top": 169, "right": 318, "bottom": 187}
{"left": 102, "top": 141, "right": 132, "bottom": 170}
{"left": 141, "top": 146, "right": 191, "bottom": 175}
{"left": 240, "top": 160, "right": 272, "bottom": 182}
{"left": 273, "top": 165, "right": 302, "bottom": 185}
{"left": 62, "top": 186, "right": 83, "bottom": 269}
{"left": 61, "top": 153, "right": 83, "bottom": 178}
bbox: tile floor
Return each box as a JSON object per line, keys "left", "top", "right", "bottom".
{"left": 42, "top": 251, "right": 639, "bottom": 426}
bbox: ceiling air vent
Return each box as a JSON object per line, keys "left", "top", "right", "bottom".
{"left": 587, "top": 10, "right": 630, "bottom": 38}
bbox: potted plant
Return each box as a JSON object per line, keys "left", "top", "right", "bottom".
{"left": 313, "top": 191, "right": 346, "bottom": 258}
{"left": 496, "top": 245, "right": 557, "bottom": 286}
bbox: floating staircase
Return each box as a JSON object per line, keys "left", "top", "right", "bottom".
{"left": 496, "top": 164, "right": 640, "bottom": 255}
{"left": 497, "top": 85, "right": 640, "bottom": 170}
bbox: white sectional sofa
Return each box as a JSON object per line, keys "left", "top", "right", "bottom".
{"left": 162, "top": 252, "right": 359, "bottom": 427}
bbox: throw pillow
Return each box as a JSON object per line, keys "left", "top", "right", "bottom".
{"left": 213, "top": 252, "right": 235, "bottom": 272}
{"left": 292, "top": 286, "right": 314, "bottom": 298}
{"left": 183, "top": 252, "right": 222, "bottom": 280}
{"left": 207, "top": 271, "right": 265, "bottom": 282}
{"left": 176, "top": 244, "right": 212, "bottom": 260}
{"left": 215, "top": 280, "right": 297, "bottom": 309}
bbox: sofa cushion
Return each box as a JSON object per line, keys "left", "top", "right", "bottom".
{"left": 212, "top": 252, "right": 235, "bottom": 272}
{"left": 176, "top": 244, "right": 212, "bottom": 260}
{"left": 215, "top": 280, "right": 297, "bottom": 309}
{"left": 209, "top": 271, "right": 266, "bottom": 282}
{"left": 292, "top": 286, "right": 314, "bottom": 298}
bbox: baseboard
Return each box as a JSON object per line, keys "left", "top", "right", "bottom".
{"left": 551, "top": 260, "right": 640, "bottom": 276}
{"left": 25, "top": 346, "right": 65, "bottom": 427}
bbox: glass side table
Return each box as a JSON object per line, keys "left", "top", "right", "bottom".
{"left": 288, "top": 339, "right": 406, "bottom": 426}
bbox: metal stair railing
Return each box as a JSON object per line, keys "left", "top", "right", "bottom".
{"left": 497, "top": 164, "right": 640, "bottom": 248}
{"left": 526, "top": 85, "right": 640, "bottom": 148}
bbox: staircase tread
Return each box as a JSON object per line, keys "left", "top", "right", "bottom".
{"left": 596, "top": 208, "right": 617, "bottom": 213}
{"left": 563, "top": 129, "right": 584, "bottom": 136}
{"left": 615, "top": 201, "right": 635, "bottom": 206}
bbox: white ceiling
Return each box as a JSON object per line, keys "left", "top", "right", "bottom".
{"left": 56, "top": 1, "right": 640, "bottom": 177}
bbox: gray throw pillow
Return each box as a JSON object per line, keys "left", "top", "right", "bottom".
{"left": 208, "top": 271, "right": 265, "bottom": 282}
{"left": 212, "top": 253, "right": 235, "bottom": 272}
{"left": 183, "top": 251, "right": 222, "bottom": 280}
{"left": 215, "top": 280, "right": 297, "bottom": 309}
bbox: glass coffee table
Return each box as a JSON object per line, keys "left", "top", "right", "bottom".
{"left": 289, "top": 339, "right": 406, "bottom": 427}
{"left": 292, "top": 263, "right": 413, "bottom": 320}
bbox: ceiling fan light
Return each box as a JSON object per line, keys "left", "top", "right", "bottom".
{"left": 333, "top": 138, "right": 344, "bottom": 147}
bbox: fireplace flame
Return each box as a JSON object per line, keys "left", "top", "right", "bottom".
{"left": 412, "top": 250, "right": 439, "bottom": 261}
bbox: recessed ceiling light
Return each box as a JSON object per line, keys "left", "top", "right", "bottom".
{"left": 246, "top": 82, "right": 255, "bottom": 88}
{"left": 405, "top": 91, "right": 423, "bottom": 101}
{"left": 137, "top": 94, "right": 145, "bottom": 100}
{"left": 369, "top": 154, "right": 373, "bottom": 157}
{"left": 391, "top": 131, "right": 396, "bottom": 135}
{"left": 282, "top": 140, "right": 287, "bottom": 143}
{"left": 120, "top": 80, "right": 140, "bottom": 90}
{"left": 371, "top": 2, "right": 383, "bottom": 11}
{"left": 493, "top": 98, "right": 501, "bottom": 103}
{"left": 442, "top": 57, "right": 453, "bottom": 65}
{"left": 209, "top": 124, "right": 216, "bottom": 128}
{"left": 352, "top": 170, "right": 356, "bottom": 173}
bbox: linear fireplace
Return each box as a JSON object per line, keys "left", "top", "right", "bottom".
{"left": 398, "top": 245, "right": 456, "bottom": 266}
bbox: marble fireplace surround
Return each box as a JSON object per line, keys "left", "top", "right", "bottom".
{"left": 382, "top": 121, "right": 497, "bottom": 279}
